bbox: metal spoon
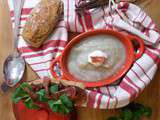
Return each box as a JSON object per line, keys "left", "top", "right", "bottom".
{"left": 1, "top": 0, "right": 25, "bottom": 92}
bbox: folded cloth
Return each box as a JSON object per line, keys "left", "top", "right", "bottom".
{"left": 8, "top": 0, "right": 160, "bottom": 110}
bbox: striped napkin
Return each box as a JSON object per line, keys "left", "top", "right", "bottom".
{"left": 8, "top": 0, "right": 160, "bottom": 109}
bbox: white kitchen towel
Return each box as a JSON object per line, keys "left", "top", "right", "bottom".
{"left": 8, "top": 0, "right": 160, "bottom": 109}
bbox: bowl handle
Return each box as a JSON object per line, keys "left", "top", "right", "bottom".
{"left": 129, "top": 35, "right": 145, "bottom": 60}
{"left": 50, "top": 55, "right": 62, "bottom": 79}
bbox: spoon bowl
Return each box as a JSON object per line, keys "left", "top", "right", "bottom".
{"left": 3, "top": 54, "right": 25, "bottom": 87}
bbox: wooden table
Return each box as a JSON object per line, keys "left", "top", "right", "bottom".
{"left": 0, "top": 0, "right": 160, "bottom": 120}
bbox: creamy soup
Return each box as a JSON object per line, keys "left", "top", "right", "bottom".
{"left": 67, "top": 34, "right": 126, "bottom": 82}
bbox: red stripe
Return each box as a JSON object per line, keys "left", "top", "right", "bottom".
{"left": 145, "top": 49, "right": 159, "bottom": 63}
{"left": 144, "top": 29, "right": 149, "bottom": 37}
{"left": 30, "top": 59, "right": 53, "bottom": 65}
{"left": 18, "top": 40, "right": 66, "bottom": 53}
{"left": 106, "top": 97, "right": 110, "bottom": 109}
{"left": 35, "top": 68, "right": 50, "bottom": 72}
{"left": 117, "top": 2, "right": 129, "bottom": 13}
{"left": 155, "top": 48, "right": 160, "bottom": 53}
{"left": 96, "top": 95, "right": 102, "bottom": 109}
{"left": 153, "top": 26, "right": 160, "bottom": 33}
{"left": 134, "top": 11, "right": 146, "bottom": 23}
{"left": 146, "top": 47, "right": 160, "bottom": 54}
{"left": 147, "top": 21, "right": 154, "bottom": 29}
{"left": 133, "top": 9, "right": 142, "bottom": 22}
{"left": 74, "top": 0, "right": 78, "bottom": 32}
{"left": 10, "top": 8, "right": 32, "bottom": 17}
{"left": 12, "top": 17, "right": 27, "bottom": 22}
{"left": 87, "top": 91, "right": 97, "bottom": 108}
{"left": 155, "top": 36, "right": 160, "bottom": 44}
{"left": 139, "top": 12, "right": 146, "bottom": 23}
{"left": 78, "top": 16, "right": 85, "bottom": 32}
{"left": 66, "top": 0, "right": 70, "bottom": 30}
{"left": 143, "top": 20, "right": 153, "bottom": 36}
{"left": 153, "top": 23, "right": 159, "bottom": 33}
{"left": 107, "top": 87, "right": 111, "bottom": 97}
{"left": 120, "top": 80, "right": 137, "bottom": 100}
{"left": 139, "top": 12, "right": 145, "bottom": 20}
{"left": 22, "top": 49, "right": 62, "bottom": 59}
{"left": 145, "top": 15, "right": 159, "bottom": 33}
{"left": 102, "top": 7, "right": 112, "bottom": 29}
{"left": 135, "top": 62, "right": 151, "bottom": 81}
{"left": 84, "top": 11, "right": 94, "bottom": 30}
{"left": 130, "top": 69, "right": 147, "bottom": 87}
{"left": 141, "top": 14, "right": 147, "bottom": 24}
{"left": 125, "top": 76, "right": 142, "bottom": 92}
{"left": 96, "top": 88, "right": 102, "bottom": 94}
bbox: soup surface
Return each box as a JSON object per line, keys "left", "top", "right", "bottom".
{"left": 67, "top": 34, "right": 126, "bottom": 82}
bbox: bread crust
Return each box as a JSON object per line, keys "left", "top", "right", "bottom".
{"left": 22, "top": 0, "right": 63, "bottom": 48}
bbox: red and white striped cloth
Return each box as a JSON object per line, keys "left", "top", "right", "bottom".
{"left": 8, "top": 0, "right": 160, "bottom": 109}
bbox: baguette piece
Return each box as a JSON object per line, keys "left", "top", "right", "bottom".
{"left": 22, "top": 0, "right": 63, "bottom": 48}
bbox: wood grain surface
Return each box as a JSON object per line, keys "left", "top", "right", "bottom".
{"left": 0, "top": 0, "right": 160, "bottom": 120}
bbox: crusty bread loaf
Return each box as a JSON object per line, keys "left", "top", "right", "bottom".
{"left": 22, "top": 0, "right": 63, "bottom": 48}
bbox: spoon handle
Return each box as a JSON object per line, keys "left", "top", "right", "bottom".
{"left": 13, "top": 0, "right": 25, "bottom": 54}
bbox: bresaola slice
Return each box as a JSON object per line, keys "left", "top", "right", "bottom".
{"left": 28, "top": 77, "right": 87, "bottom": 104}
